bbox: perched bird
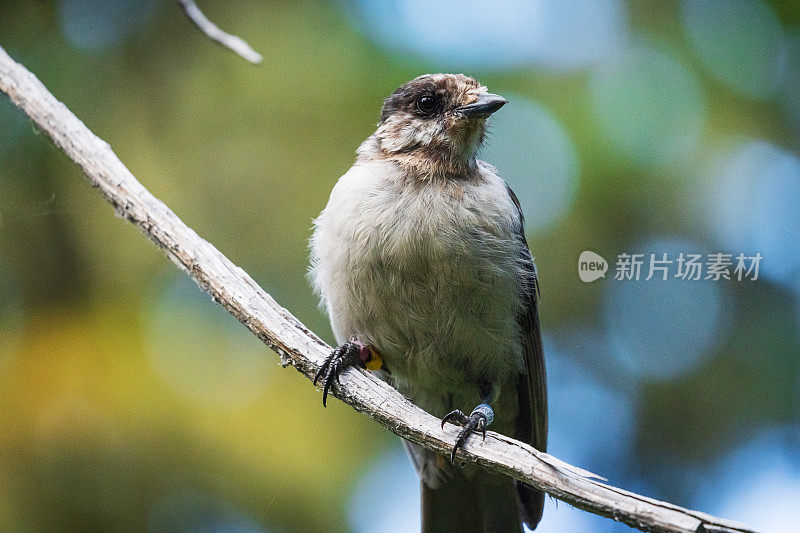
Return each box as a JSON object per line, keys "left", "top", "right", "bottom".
{"left": 309, "top": 74, "right": 547, "bottom": 532}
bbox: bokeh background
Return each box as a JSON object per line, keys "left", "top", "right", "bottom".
{"left": 1, "top": 1, "right": 799, "bottom": 531}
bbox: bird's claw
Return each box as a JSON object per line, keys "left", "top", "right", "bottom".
{"left": 314, "top": 341, "right": 363, "bottom": 407}
{"left": 441, "top": 409, "right": 469, "bottom": 429}
{"left": 441, "top": 406, "right": 492, "bottom": 464}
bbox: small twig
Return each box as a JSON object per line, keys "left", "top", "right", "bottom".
{"left": 176, "top": 0, "right": 262, "bottom": 64}
{"left": 0, "top": 46, "right": 756, "bottom": 533}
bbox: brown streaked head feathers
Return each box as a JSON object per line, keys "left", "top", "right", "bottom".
{"left": 360, "top": 74, "right": 506, "bottom": 179}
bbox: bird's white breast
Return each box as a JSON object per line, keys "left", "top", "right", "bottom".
{"left": 310, "top": 160, "right": 525, "bottom": 398}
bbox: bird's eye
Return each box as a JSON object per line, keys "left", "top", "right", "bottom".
{"left": 416, "top": 95, "right": 437, "bottom": 115}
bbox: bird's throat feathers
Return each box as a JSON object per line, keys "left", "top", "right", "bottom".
{"left": 367, "top": 116, "right": 485, "bottom": 179}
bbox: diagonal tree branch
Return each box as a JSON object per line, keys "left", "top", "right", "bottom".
{"left": 0, "top": 46, "right": 755, "bottom": 533}
{"left": 177, "top": 0, "right": 262, "bottom": 64}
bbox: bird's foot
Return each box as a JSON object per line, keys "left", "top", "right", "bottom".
{"left": 441, "top": 404, "right": 494, "bottom": 464}
{"left": 314, "top": 340, "right": 376, "bottom": 407}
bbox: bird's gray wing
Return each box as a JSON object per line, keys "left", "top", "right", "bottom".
{"left": 506, "top": 184, "right": 548, "bottom": 529}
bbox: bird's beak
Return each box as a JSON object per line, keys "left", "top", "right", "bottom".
{"left": 456, "top": 93, "right": 507, "bottom": 118}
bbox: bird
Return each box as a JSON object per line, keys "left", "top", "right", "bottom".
{"left": 309, "top": 73, "right": 547, "bottom": 532}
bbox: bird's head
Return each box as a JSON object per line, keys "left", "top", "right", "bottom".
{"left": 367, "top": 73, "right": 506, "bottom": 178}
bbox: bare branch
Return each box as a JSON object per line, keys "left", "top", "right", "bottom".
{"left": 176, "top": 0, "right": 262, "bottom": 64}
{"left": 0, "top": 46, "right": 756, "bottom": 533}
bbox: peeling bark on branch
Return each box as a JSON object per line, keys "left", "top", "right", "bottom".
{"left": 0, "top": 46, "right": 757, "bottom": 533}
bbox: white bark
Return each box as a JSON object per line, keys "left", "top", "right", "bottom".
{"left": 177, "top": 0, "right": 262, "bottom": 64}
